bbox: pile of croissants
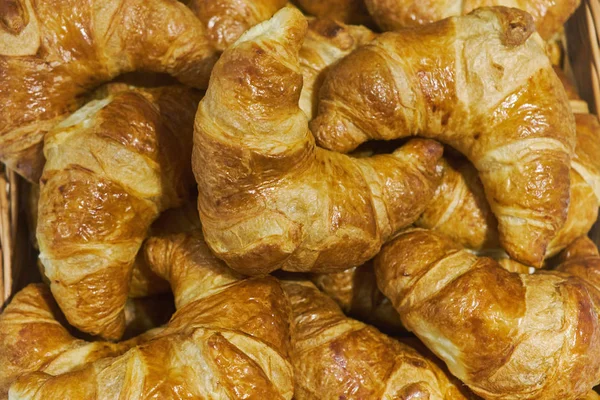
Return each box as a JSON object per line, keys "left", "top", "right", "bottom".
{"left": 2, "top": 0, "right": 600, "bottom": 398}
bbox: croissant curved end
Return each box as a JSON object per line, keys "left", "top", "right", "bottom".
{"left": 234, "top": 6, "right": 307, "bottom": 52}
{"left": 477, "top": 6, "right": 536, "bottom": 47}
{"left": 0, "top": 0, "right": 28, "bottom": 34}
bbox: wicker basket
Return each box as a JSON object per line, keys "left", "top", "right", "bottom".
{"left": 566, "top": 0, "right": 600, "bottom": 116}
{"left": 1, "top": 1, "right": 599, "bottom": 308}
{"left": 0, "top": 164, "right": 17, "bottom": 305}
{"left": 0, "top": 165, "right": 39, "bottom": 308}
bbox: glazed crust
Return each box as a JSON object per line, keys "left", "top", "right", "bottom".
{"left": 128, "top": 202, "right": 202, "bottom": 298}
{"left": 193, "top": 7, "right": 443, "bottom": 275}
{"left": 0, "top": 0, "right": 219, "bottom": 182}
{"left": 36, "top": 86, "right": 198, "bottom": 339}
{"left": 282, "top": 280, "right": 472, "bottom": 399}
{"left": 1, "top": 232, "right": 294, "bottom": 400}
{"left": 312, "top": 7, "right": 576, "bottom": 267}
{"left": 375, "top": 229, "right": 600, "bottom": 399}
{"left": 416, "top": 156, "right": 500, "bottom": 251}
{"left": 189, "top": 0, "right": 287, "bottom": 51}
{"left": 309, "top": 261, "right": 404, "bottom": 333}
{"left": 293, "top": 0, "right": 373, "bottom": 25}
{"left": 299, "top": 18, "right": 376, "bottom": 120}
{"left": 416, "top": 72, "right": 600, "bottom": 259}
{"left": 364, "top": 0, "right": 579, "bottom": 39}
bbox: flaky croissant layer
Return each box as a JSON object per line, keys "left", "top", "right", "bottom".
{"left": 1, "top": 232, "right": 294, "bottom": 399}
{"left": 193, "top": 7, "right": 443, "bottom": 275}
{"left": 283, "top": 280, "right": 472, "bottom": 399}
{"left": 37, "top": 85, "right": 199, "bottom": 339}
{"left": 416, "top": 68, "right": 600, "bottom": 260}
{"left": 364, "top": 0, "right": 579, "bottom": 39}
{"left": 312, "top": 7, "right": 576, "bottom": 267}
{"left": 375, "top": 229, "right": 600, "bottom": 400}
{"left": 0, "top": 0, "right": 218, "bottom": 182}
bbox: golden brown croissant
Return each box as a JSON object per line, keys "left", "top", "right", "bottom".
{"left": 555, "top": 236, "right": 600, "bottom": 288}
{"left": 309, "top": 261, "right": 403, "bottom": 333}
{"left": 293, "top": 0, "right": 373, "bottom": 25}
{"left": 0, "top": 231, "right": 293, "bottom": 399}
{"left": 375, "top": 228, "right": 600, "bottom": 399}
{"left": 129, "top": 202, "right": 201, "bottom": 298}
{"left": 311, "top": 7, "right": 576, "bottom": 267}
{"left": 299, "top": 18, "right": 375, "bottom": 120}
{"left": 309, "top": 247, "right": 534, "bottom": 332}
{"left": 0, "top": 284, "right": 142, "bottom": 399}
{"left": 416, "top": 156, "right": 500, "bottom": 251}
{"left": 36, "top": 86, "right": 199, "bottom": 339}
{"left": 282, "top": 279, "right": 473, "bottom": 399}
{"left": 193, "top": 7, "right": 443, "bottom": 275}
{"left": 364, "top": 0, "right": 579, "bottom": 39}
{"left": 0, "top": 0, "right": 219, "bottom": 182}
{"left": 417, "top": 73, "right": 600, "bottom": 259}
{"left": 582, "top": 392, "right": 600, "bottom": 400}
{"left": 188, "top": 0, "right": 287, "bottom": 51}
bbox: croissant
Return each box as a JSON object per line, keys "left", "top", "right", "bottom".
{"left": 299, "top": 18, "right": 375, "bottom": 120}
{"left": 417, "top": 71, "right": 600, "bottom": 259}
{"left": 188, "top": 0, "right": 287, "bottom": 51}
{"left": 293, "top": 0, "right": 373, "bottom": 25}
{"left": 193, "top": 7, "right": 443, "bottom": 275}
{"left": 375, "top": 228, "right": 600, "bottom": 399}
{"left": 0, "top": 286, "right": 163, "bottom": 399}
{"left": 309, "top": 261, "right": 404, "bottom": 333}
{"left": 416, "top": 156, "right": 500, "bottom": 251}
{"left": 282, "top": 279, "right": 473, "bottom": 399}
{"left": 555, "top": 236, "right": 600, "bottom": 286}
{"left": 311, "top": 7, "right": 576, "bottom": 267}
{"left": 0, "top": 231, "right": 293, "bottom": 399}
{"left": 36, "top": 85, "right": 198, "bottom": 339}
{"left": 583, "top": 392, "right": 600, "bottom": 400}
{"left": 363, "top": 0, "right": 579, "bottom": 39}
{"left": 0, "top": 0, "right": 219, "bottom": 182}
{"left": 129, "top": 202, "right": 201, "bottom": 298}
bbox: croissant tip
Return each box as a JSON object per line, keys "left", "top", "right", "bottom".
{"left": 411, "top": 138, "right": 444, "bottom": 159}
{"left": 504, "top": 240, "right": 546, "bottom": 268}
{"left": 492, "top": 7, "right": 536, "bottom": 47}
{"left": 0, "top": 0, "right": 29, "bottom": 35}
{"left": 234, "top": 6, "right": 308, "bottom": 51}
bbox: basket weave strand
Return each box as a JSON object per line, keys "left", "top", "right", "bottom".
{"left": 0, "top": 163, "right": 18, "bottom": 306}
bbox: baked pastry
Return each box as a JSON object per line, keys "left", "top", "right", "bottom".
{"left": 129, "top": 202, "right": 201, "bottom": 298}
{"left": 0, "top": 231, "right": 293, "bottom": 399}
{"left": 37, "top": 86, "right": 198, "bottom": 339}
{"left": 309, "top": 261, "right": 403, "bottom": 333}
{"left": 0, "top": 286, "right": 165, "bottom": 399}
{"left": 293, "top": 0, "right": 373, "bottom": 25}
{"left": 282, "top": 279, "right": 473, "bottom": 399}
{"left": 0, "top": 0, "right": 219, "bottom": 182}
{"left": 417, "top": 71, "right": 600, "bottom": 259}
{"left": 309, "top": 247, "right": 531, "bottom": 333}
{"left": 299, "top": 18, "right": 375, "bottom": 120}
{"left": 416, "top": 156, "right": 500, "bottom": 251}
{"left": 193, "top": 7, "right": 443, "bottom": 275}
{"left": 311, "top": 7, "right": 576, "bottom": 267}
{"left": 582, "top": 392, "right": 600, "bottom": 400}
{"left": 555, "top": 236, "right": 600, "bottom": 285}
{"left": 375, "top": 228, "right": 600, "bottom": 399}
{"left": 364, "top": 0, "right": 579, "bottom": 39}
{"left": 188, "top": 0, "right": 287, "bottom": 51}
